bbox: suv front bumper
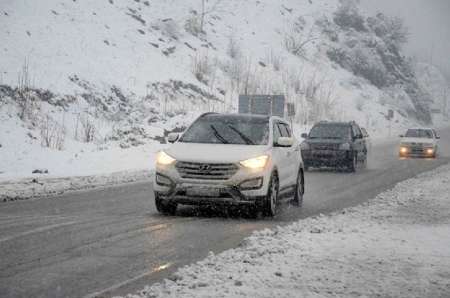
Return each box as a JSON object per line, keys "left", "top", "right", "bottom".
{"left": 154, "top": 164, "right": 271, "bottom": 207}
{"left": 302, "top": 149, "right": 352, "bottom": 167}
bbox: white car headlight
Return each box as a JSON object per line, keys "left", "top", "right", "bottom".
{"left": 240, "top": 155, "right": 269, "bottom": 169}
{"left": 156, "top": 151, "right": 176, "bottom": 166}
{"left": 339, "top": 143, "right": 351, "bottom": 150}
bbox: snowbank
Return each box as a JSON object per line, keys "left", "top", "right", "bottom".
{"left": 0, "top": 170, "right": 153, "bottom": 202}
{"left": 121, "top": 164, "right": 450, "bottom": 298}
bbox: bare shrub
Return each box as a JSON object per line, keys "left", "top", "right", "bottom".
{"left": 226, "top": 35, "right": 241, "bottom": 59}
{"left": 185, "top": 14, "right": 202, "bottom": 36}
{"left": 283, "top": 70, "right": 337, "bottom": 123}
{"left": 284, "top": 28, "right": 317, "bottom": 58}
{"left": 192, "top": 52, "right": 213, "bottom": 84}
{"left": 40, "top": 115, "right": 65, "bottom": 150}
{"left": 265, "top": 49, "right": 283, "bottom": 71}
{"left": 199, "top": 0, "right": 223, "bottom": 33}
{"left": 17, "top": 60, "right": 32, "bottom": 120}
{"left": 74, "top": 113, "right": 96, "bottom": 143}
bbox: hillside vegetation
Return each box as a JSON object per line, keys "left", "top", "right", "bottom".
{"left": 0, "top": 0, "right": 444, "bottom": 178}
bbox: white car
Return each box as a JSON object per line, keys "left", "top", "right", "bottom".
{"left": 153, "top": 113, "right": 305, "bottom": 217}
{"left": 399, "top": 128, "right": 440, "bottom": 158}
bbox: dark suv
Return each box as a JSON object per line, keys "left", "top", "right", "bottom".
{"left": 300, "top": 121, "right": 367, "bottom": 172}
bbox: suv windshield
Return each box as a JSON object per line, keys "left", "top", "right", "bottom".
{"left": 309, "top": 124, "right": 351, "bottom": 139}
{"left": 405, "top": 129, "right": 433, "bottom": 138}
{"left": 179, "top": 115, "right": 269, "bottom": 145}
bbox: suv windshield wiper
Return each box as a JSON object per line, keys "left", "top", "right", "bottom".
{"left": 227, "top": 125, "right": 254, "bottom": 145}
{"left": 210, "top": 125, "right": 229, "bottom": 144}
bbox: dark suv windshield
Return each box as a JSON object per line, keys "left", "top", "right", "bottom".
{"left": 405, "top": 129, "right": 433, "bottom": 138}
{"left": 179, "top": 115, "right": 269, "bottom": 145}
{"left": 309, "top": 124, "right": 351, "bottom": 140}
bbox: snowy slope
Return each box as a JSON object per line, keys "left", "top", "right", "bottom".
{"left": 0, "top": 0, "right": 444, "bottom": 182}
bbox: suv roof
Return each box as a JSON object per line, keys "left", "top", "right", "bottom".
{"left": 198, "top": 113, "right": 289, "bottom": 123}
{"left": 315, "top": 121, "right": 355, "bottom": 126}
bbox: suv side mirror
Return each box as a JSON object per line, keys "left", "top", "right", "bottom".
{"left": 436, "top": 136, "right": 441, "bottom": 139}
{"left": 399, "top": 134, "right": 404, "bottom": 138}
{"left": 275, "top": 137, "right": 294, "bottom": 147}
{"left": 168, "top": 133, "right": 179, "bottom": 143}
{"left": 301, "top": 133, "right": 308, "bottom": 139}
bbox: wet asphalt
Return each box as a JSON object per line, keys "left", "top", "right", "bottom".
{"left": 1, "top": 128, "right": 450, "bottom": 298}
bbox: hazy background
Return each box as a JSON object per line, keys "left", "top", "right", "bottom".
{"left": 361, "top": 0, "right": 450, "bottom": 82}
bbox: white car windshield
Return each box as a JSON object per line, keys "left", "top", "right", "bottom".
{"left": 179, "top": 115, "right": 270, "bottom": 145}
{"left": 405, "top": 129, "right": 433, "bottom": 138}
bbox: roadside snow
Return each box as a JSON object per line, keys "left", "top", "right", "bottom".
{"left": 0, "top": 170, "right": 153, "bottom": 202}
{"left": 121, "top": 164, "right": 450, "bottom": 298}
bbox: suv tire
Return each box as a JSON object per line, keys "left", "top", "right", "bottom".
{"left": 155, "top": 194, "right": 177, "bottom": 215}
{"left": 348, "top": 153, "right": 357, "bottom": 173}
{"left": 264, "top": 174, "right": 279, "bottom": 217}
{"left": 292, "top": 169, "right": 304, "bottom": 206}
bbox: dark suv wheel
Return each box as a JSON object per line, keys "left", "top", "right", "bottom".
{"left": 348, "top": 152, "right": 357, "bottom": 172}
{"left": 155, "top": 194, "right": 177, "bottom": 215}
{"left": 292, "top": 169, "right": 304, "bottom": 206}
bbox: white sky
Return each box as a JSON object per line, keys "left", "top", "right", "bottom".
{"left": 360, "top": 0, "right": 450, "bottom": 81}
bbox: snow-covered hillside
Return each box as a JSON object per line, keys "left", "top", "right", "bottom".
{"left": 0, "top": 0, "right": 446, "bottom": 181}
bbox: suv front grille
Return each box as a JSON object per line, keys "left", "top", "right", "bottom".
{"left": 175, "top": 162, "right": 239, "bottom": 180}
{"left": 311, "top": 143, "right": 339, "bottom": 151}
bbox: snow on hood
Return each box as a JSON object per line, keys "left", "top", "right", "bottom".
{"left": 400, "top": 137, "right": 436, "bottom": 145}
{"left": 166, "top": 142, "right": 269, "bottom": 163}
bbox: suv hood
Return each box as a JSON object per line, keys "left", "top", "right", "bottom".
{"left": 166, "top": 142, "right": 269, "bottom": 163}
{"left": 401, "top": 137, "right": 436, "bottom": 145}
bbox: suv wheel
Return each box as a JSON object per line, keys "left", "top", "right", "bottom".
{"left": 292, "top": 170, "right": 304, "bottom": 206}
{"left": 348, "top": 153, "right": 357, "bottom": 172}
{"left": 155, "top": 194, "right": 177, "bottom": 215}
{"left": 264, "top": 174, "right": 279, "bottom": 217}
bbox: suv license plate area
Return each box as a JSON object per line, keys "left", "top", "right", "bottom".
{"left": 186, "top": 188, "right": 220, "bottom": 197}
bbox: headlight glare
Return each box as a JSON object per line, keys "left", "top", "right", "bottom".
{"left": 156, "top": 151, "right": 176, "bottom": 166}
{"left": 240, "top": 155, "right": 269, "bottom": 169}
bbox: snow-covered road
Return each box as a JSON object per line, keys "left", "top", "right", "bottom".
{"left": 123, "top": 161, "right": 450, "bottom": 298}
{"left": 1, "top": 130, "right": 450, "bottom": 298}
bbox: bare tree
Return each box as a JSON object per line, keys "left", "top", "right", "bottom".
{"left": 199, "top": 0, "right": 222, "bottom": 33}
{"left": 40, "top": 114, "right": 66, "bottom": 150}
{"left": 284, "top": 26, "right": 317, "bottom": 59}
{"left": 17, "top": 60, "right": 32, "bottom": 120}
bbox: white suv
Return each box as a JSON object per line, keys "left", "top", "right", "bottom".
{"left": 153, "top": 113, "right": 305, "bottom": 217}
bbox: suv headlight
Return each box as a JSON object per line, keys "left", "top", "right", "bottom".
{"left": 156, "top": 151, "right": 176, "bottom": 166}
{"left": 339, "top": 143, "right": 351, "bottom": 150}
{"left": 240, "top": 155, "right": 269, "bottom": 169}
{"left": 300, "top": 142, "right": 310, "bottom": 150}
